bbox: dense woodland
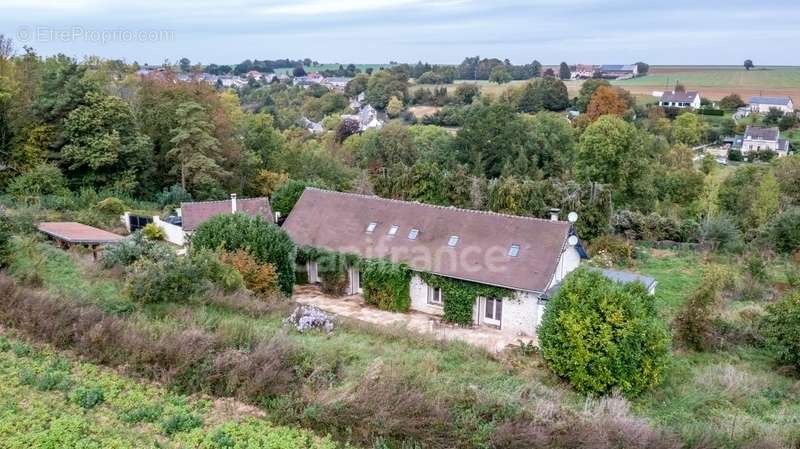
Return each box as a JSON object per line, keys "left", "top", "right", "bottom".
{"left": 1, "top": 37, "right": 797, "bottom": 250}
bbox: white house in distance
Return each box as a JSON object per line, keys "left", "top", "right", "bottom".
{"left": 748, "top": 96, "right": 794, "bottom": 114}
{"left": 659, "top": 90, "right": 701, "bottom": 109}
{"left": 283, "top": 188, "right": 655, "bottom": 340}
{"left": 734, "top": 125, "right": 790, "bottom": 157}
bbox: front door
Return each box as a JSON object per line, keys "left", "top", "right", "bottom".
{"left": 483, "top": 297, "right": 502, "bottom": 327}
{"left": 349, "top": 267, "right": 362, "bottom": 294}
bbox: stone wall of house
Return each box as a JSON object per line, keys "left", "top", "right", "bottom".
{"left": 493, "top": 291, "right": 539, "bottom": 337}
{"left": 409, "top": 274, "right": 444, "bottom": 316}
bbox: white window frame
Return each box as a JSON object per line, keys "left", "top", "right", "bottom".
{"left": 447, "top": 235, "right": 459, "bottom": 247}
{"left": 508, "top": 244, "right": 520, "bottom": 257}
{"left": 388, "top": 225, "right": 399, "bottom": 236}
{"left": 427, "top": 286, "right": 443, "bottom": 306}
{"left": 408, "top": 228, "right": 419, "bottom": 240}
{"left": 349, "top": 267, "right": 362, "bottom": 294}
{"left": 483, "top": 297, "right": 502, "bottom": 327}
{"left": 365, "top": 222, "right": 377, "bottom": 233}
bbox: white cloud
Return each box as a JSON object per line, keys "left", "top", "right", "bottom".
{"left": 256, "top": 0, "right": 466, "bottom": 16}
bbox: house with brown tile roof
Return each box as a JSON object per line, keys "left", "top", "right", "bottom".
{"left": 282, "top": 188, "right": 585, "bottom": 338}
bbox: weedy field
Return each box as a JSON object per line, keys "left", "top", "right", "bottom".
{"left": 1, "top": 231, "right": 798, "bottom": 448}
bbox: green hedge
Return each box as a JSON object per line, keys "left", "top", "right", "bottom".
{"left": 190, "top": 213, "right": 296, "bottom": 295}
{"left": 361, "top": 259, "right": 411, "bottom": 312}
{"left": 697, "top": 108, "right": 725, "bottom": 116}
{"left": 420, "top": 273, "right": 511, "bottom": 325}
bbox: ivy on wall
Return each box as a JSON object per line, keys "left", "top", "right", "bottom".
{"left": 297, "top": 246, "right": 412, "bottom": 312}
{"left": 420, "top": 273, "right": 512, "bottom": 326}
{"left": 361, "top": 258, "right": 411, "bottom": 312}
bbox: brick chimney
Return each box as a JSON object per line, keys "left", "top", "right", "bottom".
{"left": 549, "top": 208, "right": 560, "bottom": 222}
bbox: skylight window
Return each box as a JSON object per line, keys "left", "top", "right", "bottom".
{"left": 365, "top": 222, "right": 377, "bottom": 233}
{"left": 447, "top": 235, "right": 459, "bottom": 247}
{"left": 388, "top": 225, "right": 399, "bottom": 236}
{"left": 408, "top": 228, "right": 419, "bottom": 240}
{"left": 508, "top": 244, "right": 520, "bottom": 257}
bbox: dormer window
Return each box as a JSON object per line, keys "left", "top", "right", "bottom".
{"left": 365, "top": 222, "right": 377, "bottom": 233}
{"left": 447, "top": 235, "right": 459, "bottom": 247}
{"left": 388, "top": 225, "right": 399, "bottom": 236}
{"left": 508, "top": 244, "right": 520, "bottom": 257}
{"left": 408, "top": 228, "right": 419, "bottom": 240}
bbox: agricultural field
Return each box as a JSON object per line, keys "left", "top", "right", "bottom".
{"left": 613, "top": 66, "right": 800, "bottom": 100}
{"left": 1, "top": 221, "right": 798, "bottom": 448}
{"left": 274, "top": 63, "right": 395, "bottom": 75}
{"left": 411, "top": 65, "right": 800, "bottom": 103}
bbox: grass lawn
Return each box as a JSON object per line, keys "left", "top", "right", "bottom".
{"left": 4, "top": 236, "right": 800, "bottom": 448}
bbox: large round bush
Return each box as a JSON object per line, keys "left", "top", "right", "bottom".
{"left": 190, "top": 213, "right": 296, "bottom": 295}
{"left": 764, "top": 207, "right": 800, "bottom": 254}
{"left": 538, "top": 269, "right": 670, "bottom": 396}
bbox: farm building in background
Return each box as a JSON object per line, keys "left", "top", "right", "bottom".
{"left": 748, "top": 96, "right": 794, "bottom": 114}
{"left": 597, "top": 64, "right": 638, "bottom": 79}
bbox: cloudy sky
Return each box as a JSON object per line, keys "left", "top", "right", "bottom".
{"left": 2, "top": 0, "right": 799, "bottom": 66}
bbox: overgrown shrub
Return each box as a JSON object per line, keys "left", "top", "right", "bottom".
{"left": 763, "top": 207, "right": 800, "bottom": 254}
{"left": 142, "top": 223, "right": 166, "bottom": 241}
{"left": 156, "top": 184, "right": 193, "bottom": 208}
{"left": 7, "top": 164, "right": 69, "bottom": 197}
{"left": 102, "top": 231, "right": 173, "bottom": 269}
{"left": 699, "top": 214, "right": 741, "bottom": 250}
{"left": 218, "top": 248, "right": 279, "bottom": 298}
{"left": 361, "top": 258, "right": 411, "bottom": 312}
{"left": 0, "top": 275, "right": 302, "bottom": 407}
{"left": 612, "top": 210, "right": 698, "bottom": 242}
{"left": 0, "top": 213, "right": 11, "bottom": 267}
{"left": 673, "top": 265, "right": 733, "bottom": 351}
{"left": 588, "top": 234, "right": 634, "bottom": 266}
{"left": 320, "top": 269, "right": 348, "bottom": 296}
{"left": 760, "top": 291, "right": 800, "bottom": 369}
{"left": 94, "top": 197, "right": 127, "bottom": 216}
{"left": 191, "top": 213, "right": 296, "bottom": 295}
{"left": 72, "top": 386, "right": 105, "bottom": 409}
{"left": 127, "top": 250, "right": 243, "bottom": 303}
{"left": 161, "top": 412, "right": 203, "bottom": 435}
{"left": 538, "top": 268, "right": 671, "bottom": 396}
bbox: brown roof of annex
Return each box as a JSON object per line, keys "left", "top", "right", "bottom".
{"left": 181, "top": 197, "right": 272, "bottom": 231}
{"left": 282, "top": 188, "right": 573, "bottom": 293}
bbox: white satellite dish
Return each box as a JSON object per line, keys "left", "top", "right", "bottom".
{"left": 567, "top": 212, "right": 578, "bottom": 223}
{"left": 568, "top": 235, "right": 579, "bottom": 246}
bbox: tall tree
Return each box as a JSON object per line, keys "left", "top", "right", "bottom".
{"left": 744, "top": 59, "right": 754, "bottom": 71}
{"left": 586, "top": 85, "right": 628, "bottom": 121}
{"left": 558, "top": 62, "right": 571, "bottom": 80}
{"left": 168, "top": 101, "right": 228, "bottom": 195}
{"left": 61, "top": 92, "right": 152, "bottom": 192}
{"left": 517, "top": 77, "right": 570, "bottom": 113}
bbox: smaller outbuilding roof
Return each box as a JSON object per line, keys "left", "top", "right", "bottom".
{"left": 748, "top": 96, "right": 792, "bottom": 106}
{"left": 181, "top": 196, "right": 272, "bottom": 231}
{"left": 543, "top": 267, "right": 657, "bottom": 299}
{"left": 37, "top": 222, "right": 125, "bottom": 244}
